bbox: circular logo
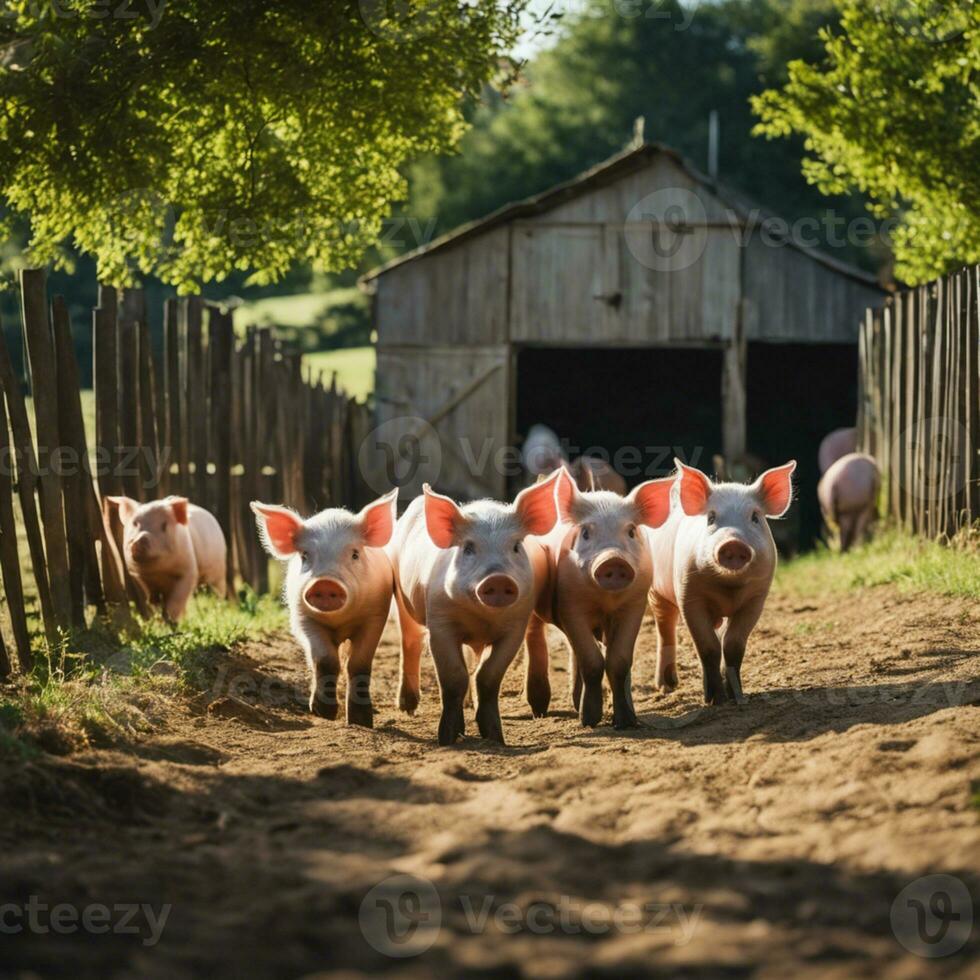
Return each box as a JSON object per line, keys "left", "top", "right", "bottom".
{"left": 882, "top": 1, "right": 971, "bottom": 44}
{"left": 358, "top": 415, "right": 442, "bottom": 497}
{"left": 891, "top": 416, "right": 969, "bottom": 503}
{"left": 624, "top": 187, "right": 709, "bottom": 273}
{"left": 359, "top": 874, "right": 441, "bottom": 958}
{"left": 890, "top": 874, "right": 973, "bottom": 958}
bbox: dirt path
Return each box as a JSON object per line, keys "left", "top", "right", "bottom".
{"left": 2, "top": 585, "right": 978, "bottom": 979}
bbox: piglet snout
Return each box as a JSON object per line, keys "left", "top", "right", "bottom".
{"left": 716, "top": 539, "right": 753, "bottom": 572}
{"left": 304, "top": 578, "right": 348, "bottom": 613}
{"left": 130, "top": 534, "right": 153, "bottom": 563}
{"left": 592, "top": 553, "right": 635, "bottom": 591}
{"left": 476, "top": 574, "right": 519, "bottom": 608}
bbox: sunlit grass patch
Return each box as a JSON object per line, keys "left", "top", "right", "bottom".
{"left": 777, "top": 528, "right": 980, "bottom": 599}
{"left": 0, "top": 590, "right": 287, "bottom": 758}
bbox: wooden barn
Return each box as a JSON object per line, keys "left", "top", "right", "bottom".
{"left": 361, "top": 142, "right": 888, "bottom": 546}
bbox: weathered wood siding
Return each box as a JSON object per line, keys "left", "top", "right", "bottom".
{"left": 374, "top": 346, "right": 509, "bottom": 499}
{"left": 742, "top": 233, "right": 883, "bottom": 343}
{"left": 374, "top": 227, "right": 508, "bottom": 347}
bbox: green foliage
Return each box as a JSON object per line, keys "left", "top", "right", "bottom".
{"left": 406, "top": 0, "right": 873, "bottom": 266}
{"left": 753, "top": 0, "right": 980, "bottom": 283}
{"left": 303, "top": 345, "right": 376, "bottom": 400}
{"left": 234, "top": 287, "right": 370, "bottom": 352}
{"left": 776, "top": 528, "right": 980, "bottom": 599}
{"left": 0, "top": 1, "right": 524, "bottom": 291}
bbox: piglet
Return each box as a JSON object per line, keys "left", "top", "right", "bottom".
{"left": 647, "top": 458, "right": 796, "bottom": 705}
{"left": 818, "top": 427, "right": 857, "bottom": 475}
{"left": 818, "top": 452, "right": 879, "bottom": 552}
{"left": 251, "top": 491, "right": 398, "bottom": 726}
{"left": 569, "top": 456, "right": 627, "bottom": 495}
{"left": 389, "top": 472, "right": 561, "bottom": 746}
{"left": 526, "top": 469, "right": 673, "bottom": 728}
{"left": 105, "top": 495, "right": 227, "bottom": 621}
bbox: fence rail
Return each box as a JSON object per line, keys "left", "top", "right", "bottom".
{"left": 858, "top": 264, "right": 980, "bottom": 539}
{"left": 0, "top": 269, "right": 372, "bottom": 674}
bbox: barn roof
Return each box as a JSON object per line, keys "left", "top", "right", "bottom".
{"left": 360, "top": 141, "right": 886, "bottom": 291}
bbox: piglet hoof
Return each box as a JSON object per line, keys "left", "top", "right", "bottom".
{"left": 347, "top": 700, "right": 374, "bottom": 729}
{"left": 310, "top": 697, "right": 340, "bottom": 720}
{"left": 724, "top": 666, "right": 746, "bottom": 706}
{"left": 657, "top": 665, "right": 679, "bottom": 693}
{"left": 476, "top": 703, "right": 505, "bottom": 745}
{"left": 579, "top": 686, "right": 604, "bottom": 728}
{"left": 612, "top": 704, "right": 639, "bottom": 730}
{"left": 437, "top": 705, "right": 466, "bottom": 746}
{"left": 398, "top": 685, "right": 420, "bottom": 716}
{"left": 702, "top": 672, "right": 727, "bottom": 706}
{"left": 525, "top": 680, "right": 551, "bottom": 719}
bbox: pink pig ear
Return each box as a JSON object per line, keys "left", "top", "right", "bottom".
{"left": 674, "top": 458, "right": 712, "bottom": 516}
{"left": 167, "top": 496, "right": 189, "bottom": 525}
{"left": 630, "top": 477, "right": 674, "bottom": 528}
{"left": 357, "top": 489, "right": 398, "bottom": 547}
{"left": 250, "top": 501, "right": 304, "bottom": 559}
{"left": 104, "top": 495, "right": 138, "bottom": 523}
{"left": 514, "top": 469, "right": 561, "bottom": 537}
{"left": 753, "top": 460, "right": 797, "bottom": 517}
{"left": 554, "top": 465, "right": 579, "bottom": 522}
{"left": 423, "top": 485, "right": 467, "bottom": 549}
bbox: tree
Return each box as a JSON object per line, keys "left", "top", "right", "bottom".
{"left": 406, "top": 0, "right": 872, "bottom": 266}
{"left": 0, "top": 1, "right": 523, "bottom": 291}
{"left": 753, "top": 0, "right": 980, "bottom": 283}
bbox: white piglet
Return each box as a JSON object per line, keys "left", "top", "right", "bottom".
{"left": 647, "top": 458, "right": 796, "bottom": 705}
{"left": 389, "top": 473, "right": 561, "bottom": 746}
{"left": 251, "top": 492, "right": 398, "bottom": 726}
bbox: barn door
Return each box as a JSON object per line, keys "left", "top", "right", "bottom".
{"left": 509, "top": 223, "right": 620, "bottom": 342}
{"left": 373, "top": 346, "right": 510, "bottom": 500}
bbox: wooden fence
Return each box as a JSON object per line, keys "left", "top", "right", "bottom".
{"left": 857, "top": 264, "right": 980, "bottom": 539}
{"left": 0, "top": 269, "right": 373, "bottom": 676}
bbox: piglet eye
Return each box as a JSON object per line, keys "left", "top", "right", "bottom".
{"left": 707, "top": 511, "right": 717, "bottom": 525}
{"left": 299, "top": 551, "right": 309, "bottom": 563}
{"left": 581, "top": 528, "right": 590, "bottom": 541}
{"left": 628, "top": 526, "right": 636, "bottom": 539}
{"left": 352, "top": 549, "right": 360, "bottom": 561}
{"left": 751, "top": 512, "right": 761, "bottom": 525}
{"left": 463, "top": 541, "right": 476, "bottom": 556}
{"left": 513, "top": 542, "right": 521, "bottom": 554}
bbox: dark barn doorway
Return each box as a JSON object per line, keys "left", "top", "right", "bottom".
{"left": 746, "top": 342, "right": 858, "bottom": 551}
{"left": 515, "top": 346, "right": 723, "bottom": 492}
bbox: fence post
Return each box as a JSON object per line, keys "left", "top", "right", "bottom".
{"left": 0, "top": 380, "right": 33, "bottom": 670}
{"left": 20, "top": 269, "right": 73, "bottom": 633}
{"left": 208, "top": 306, "right": 234, "bottom": 593}
{"left": 117, "top": 288, "right": 143, "bottom": 501}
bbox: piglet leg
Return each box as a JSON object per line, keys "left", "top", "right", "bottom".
{"left": 346, "top": 616, "right": 386, "bottom": 728}
{"left": 163, "top": 573, "right": 197, "bottom": 624}
{"left": 430, "top": 631, "right": 468, "bottom": 746}
{"left": 524, "top": 613, "right": 551, "bottom": 718}
{"left": 394, "top": 591, "right": 424, "bottom": 715}
{"left": 605, "top": 602, "right": 644, "bottom": 729}
{"left": 721, "top": 595, "right": 765, "bottom": 705}
{"left": 565, "top": 618, "right": 605, "bottom": 727}
{"left": 683, "top": 599, "right": 726, "bottom": 706}
{"left": 296, "top": 617, "right": 340, "bottom": 719}
{"left": 474, "top": 628, "right": 525, "bottom": 745}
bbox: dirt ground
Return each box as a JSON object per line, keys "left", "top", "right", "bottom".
{"left": 1, "top": 583, "right": 978, "bottom": 979}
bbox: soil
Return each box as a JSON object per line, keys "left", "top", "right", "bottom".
{"left": 1, "top": 584, "right": 978, "bottom": 979}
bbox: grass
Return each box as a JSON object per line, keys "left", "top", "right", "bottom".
{"left": 232, "top": 288, "right": 364, "bottom": 333}
{"left": 0, "top": 590, "right": 287, "bottom": 758}
{"left": 303, "top": 346, "right": 375, "bottom": 400}
{"left": 777, "top": 527, "right": 980, "bottom": 599}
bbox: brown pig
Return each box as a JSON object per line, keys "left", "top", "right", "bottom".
{"left": 105, "top": 495, "right": 227, "bottom": 621}
{"left": 818, "top": 452, "right": 880, "bottom": 552}
{"left": 525, "top": 468, "right": 674, "bottom": 728}
{"left": 389, "top": 473, "right": 562, "bottom": 746}
{"left": 647, "top": 458, "right": 796, "bottom": 705}
{"left": 251, "top": 492, "right": 398, "bottom": 725}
